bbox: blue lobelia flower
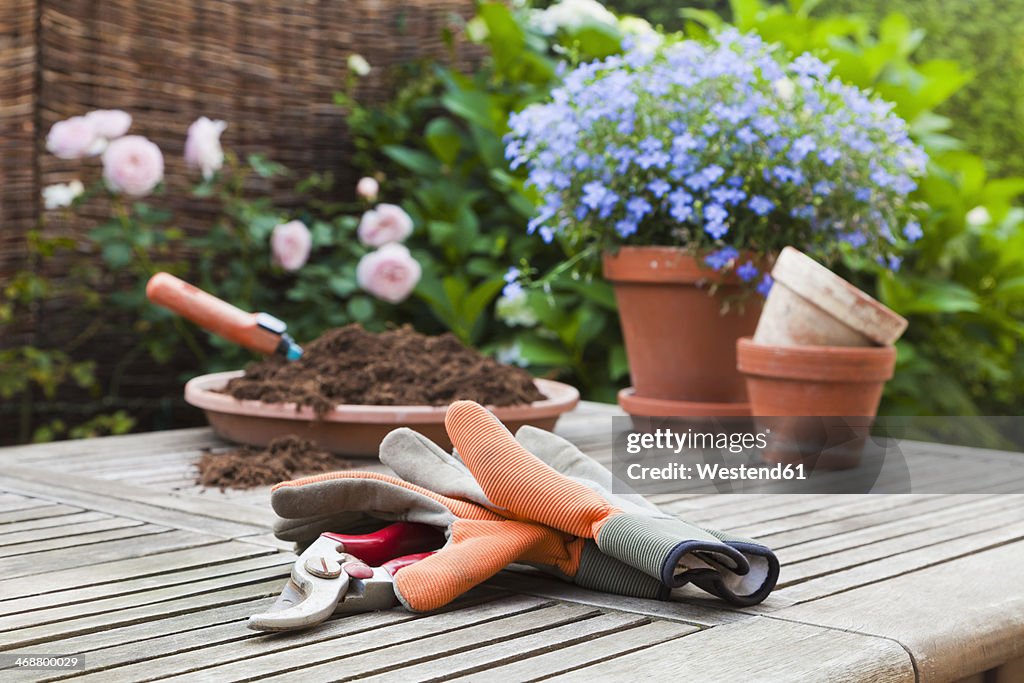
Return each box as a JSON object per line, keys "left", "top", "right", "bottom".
{"left": 737, "top": 260, "right": 759, "bottom": 282}
{"left": 903, "top": 220, "right": 923, "bottom": 242}
{"left": 704, "top": 203, "right": 730, "bottom": 238}
{"left": 668, "top": 188, "right": 694, "bottom": 222}
{"left": 648, "top": 178, "right": 671, "bottom": 198}
{"left": 749, "top": 195, "right": 774, "bottom": 216}
{"left": 756, "top": 274, "right": 774, "bottom": 296}
{"left": 704, "top": 246, "right": 739, "bottom": 271}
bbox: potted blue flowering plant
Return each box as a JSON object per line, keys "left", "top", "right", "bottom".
{"left": 507, "top": 29, "right": 926, "bottom": 415}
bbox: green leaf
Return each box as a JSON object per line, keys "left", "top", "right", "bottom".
{"left": 462, "top": 277, "right": 505, "bottom": 326}
{"left": 382, "top": 145, "right": 441, "bottom": 176}
{"left": 516, "top": 334, "right": 573, "bottom": 367}
{"left": 441, "top": 89, "right": 494, "bottom": 131}
{"left": 328, "top": 275, "right": 357, "bottom": 297}
{"left": 562, "top": 23, "right": 622, "bottom": 59}
{"left": 609, "top": 344, "right": 629, "bottom": 380}
{"left": 347, "top": 296, "right": 374, "bottom": 321}
{"left": 424, "top": 118, "right": 462, "bottom": 165}
{"left": 101, "top": 243, "right": 133, "bottom": 268}
{"left": 899, "top": 279, "right": 981, "bottom": 315}
{"left": 478, "top": 2, "right": 525, "bottom": 74}
{"left": 248, "top": 154, "right": 287, "bottom": 178}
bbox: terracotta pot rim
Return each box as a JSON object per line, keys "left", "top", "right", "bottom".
{"left": 603, "top": 246, "right": 770, "bottom": 285}
{"left": 771, "top": 247, "right": 907, "bottom": 345}
{"left": 736, "top": 338, "right": 896, "bottom": 382}
{"left": 618, "top": 387, "right": 751, "bottom": 417}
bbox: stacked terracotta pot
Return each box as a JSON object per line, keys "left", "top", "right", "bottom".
{"left": 737, "top": 246, "right": 907, "bottom": 416}
{"left": 736, "top": 248, "right": 907, "bottom": 468}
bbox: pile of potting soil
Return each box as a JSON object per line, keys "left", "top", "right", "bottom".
{"left": 196, "top": 435, "right": 350, "bottom": 490}
{"left": 222, "top": 324, "right": 545, "bottom": 415}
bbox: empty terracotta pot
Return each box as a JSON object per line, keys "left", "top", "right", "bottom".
{"left": 754, "top": 247, "right": 907, "bottom": 347}
{"left": 604, "top": 247, "right": 763, "bottom": 411}
{"left": 737, "top": 338, "right": 896, "bottom": 469}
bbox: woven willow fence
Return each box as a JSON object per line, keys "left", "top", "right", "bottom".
{"left": 0, "top": 0, "right": 475, "bottom": 435}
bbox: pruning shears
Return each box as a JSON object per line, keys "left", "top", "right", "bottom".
{"left": 249, "top": 522, "right": 445, "bottom": 632}
{"left": 146, "top": 272, "right": 304, "bottom": 360}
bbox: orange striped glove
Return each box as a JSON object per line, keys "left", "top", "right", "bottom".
{"left": 445, "top": 401, "right": 778, "bottom": 605}
{"left": 379, "top": 428, "right": 670, "bottom": 601}
{"left": 271, "top": 471, "right": 586, "bottom": 612}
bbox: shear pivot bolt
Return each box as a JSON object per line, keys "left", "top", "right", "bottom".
{"left": 305, "top": 556, "right": 342, "bottom": 579}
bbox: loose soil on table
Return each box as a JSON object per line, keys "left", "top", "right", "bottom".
{"left": 196, "top": 435, "right": 351, "bottom": 490}
{"left": 223, "top": 324, "right": 545, "bottom": 415}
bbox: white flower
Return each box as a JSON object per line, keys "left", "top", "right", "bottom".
{"left": 356, "top": 176, "right": 380, "bottom": 201}
{"left": 356, "top": 243, "right": 421, "bottom": 304}
{"left": 42, "top": 180, "right": 84, "bottom": 210}
{"left": 496, "top": 291, "right": 539, "bottom": 327}
{"left": 495, "top": 342, "right": 529, "bottom": 368}
{"left": 618, "top": 16, "right": 655, "bottom": 36}
{"left": 46, "top": 117, "right": 101, "bottom": 160}
{"left": 773, "top": 78, "right": 795, "bottom": 104}
{"left": 85, "top": 110, "right": 132, "bottom": 140}
{"left": 184, "top": 117, "right": 227, "bottom": 180}
{"left": 357, "top": 204, "right": 413, "bottom": 247}
{"left": 270, "top": 220, "right": 313, "bottom": 271}
{"left": 966, "top": 206, "right": 991, "bottom": 227}
{"left": 529, "top": 0, "right": 617, "bottom": 35}
{"left": 102, "top": 135, "right": 164, "bottom": 197}
{"left": 348, "top": 54, "right": 371, "bottom": 77}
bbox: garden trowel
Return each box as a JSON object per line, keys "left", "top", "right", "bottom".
{"left": 146, "top": 272, "right": 303, "bottom": 360}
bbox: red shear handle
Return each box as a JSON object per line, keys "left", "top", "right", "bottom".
{"left": 146, "top": 272, "right": 281, "bottom": 356}
{"left": 382, "top": 552, "right": 437, "bottom": 576}
{"left": 323, "top": 522, "right": 445, "bottom": 567}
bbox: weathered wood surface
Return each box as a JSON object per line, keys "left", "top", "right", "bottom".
{"left": 0, "top": 401, "right": 1021, "bottom": 681}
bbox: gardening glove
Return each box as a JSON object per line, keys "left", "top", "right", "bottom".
{"left": 379, "top": 428, "right": 670, "bottom": 600}
{"left": 445, "top": 401, "right": 778, "bottom": 605}
{"left": 514, "top": 425, "right": 780, "bottom": 606}
{"left": 271, "top": 471, "right": 589, "bottom": 612}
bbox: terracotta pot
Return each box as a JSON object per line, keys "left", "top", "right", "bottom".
{"left": 754, "top": 247, "right": 907, "bottom": 347}
{"left": 737, "top": 338, "right": 896, "bottom": 469}
{"left": 604, "top": 247, "right": 763, "bottom": 408}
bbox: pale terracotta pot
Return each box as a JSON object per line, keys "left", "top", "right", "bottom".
{"left": 604, "top": 246, "right": 763, "bottom": 413}
{"left": 754, "top": 247, "right": 907, "bottom": 347}
{"left": 185, "top": 371, "right": 579, "bottom": 456}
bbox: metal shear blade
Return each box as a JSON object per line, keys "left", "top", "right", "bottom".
{"left": 248, "top": 535, "right": 399, "bottom": 632}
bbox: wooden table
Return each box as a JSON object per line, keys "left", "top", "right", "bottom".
{"left": 1, "top": 402, "right": 1022, "bottom": 682}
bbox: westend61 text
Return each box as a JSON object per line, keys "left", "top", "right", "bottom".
{"left": 626, "top": 462, "right": 806, "bottom": 482}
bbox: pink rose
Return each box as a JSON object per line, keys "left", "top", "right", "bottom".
{"left": 85, "top": 109, "right": 132, "bottom": 140}
{"left": 356, "top": 243, "right": 421, "bottom": 304}
{"left": 356, "top": 176, "right": 379, "bottom": 201}
{"left": 271, "top": 220, "right": 312, "bottom": 271}
{"left": 46, "top": 116, "right": 101, "bottom": 159}
{"left": 184, "top": 116, "right": 227, "bottom": 180}
{"left": 357, "top": 203, "right": 413, "bottom": 247}
{"left": 102, "top": 135, "right": 165, "bottom": 197}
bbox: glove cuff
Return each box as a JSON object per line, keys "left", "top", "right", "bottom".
{"left": 574, "top": 540, "right": 670, "bottom": 600}
{"left": 595, "top": 513, "right": 750, "bottom": 587}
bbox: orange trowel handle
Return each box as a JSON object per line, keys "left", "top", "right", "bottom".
{"left": 146, "top": 272, "right": 283, "bottom": 356}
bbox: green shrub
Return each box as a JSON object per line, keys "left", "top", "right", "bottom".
{"left": 826, "top": 0, "right": 1024, "bottom": 179}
